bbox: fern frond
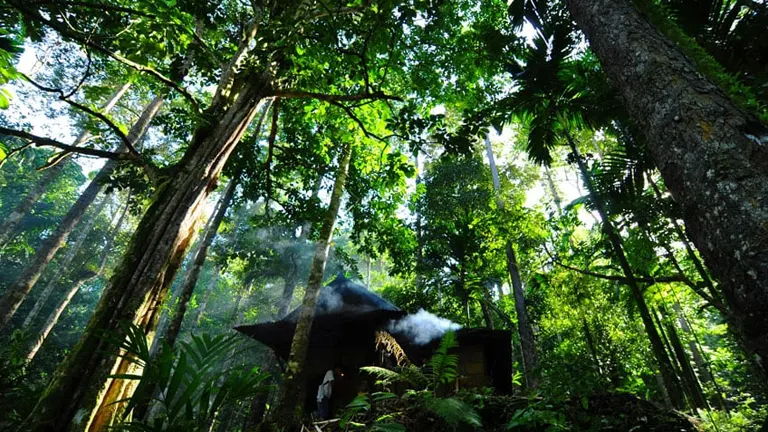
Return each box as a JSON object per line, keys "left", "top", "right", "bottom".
{"left": 361, "top": 366, "right": 404, "bottom": 385}
{"left": 425, "top": 397, "right": 482, "bottom": 427}
{"left": 427, "top": 330, "right": 459, "bottom": 386}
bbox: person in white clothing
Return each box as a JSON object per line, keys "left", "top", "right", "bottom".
{"left": 316, "top": 364, "right": 344, "bottom": 419}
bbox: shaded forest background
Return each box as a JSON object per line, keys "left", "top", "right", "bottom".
{"left": 0, "top": 0, "right": 767, "bottom": 431}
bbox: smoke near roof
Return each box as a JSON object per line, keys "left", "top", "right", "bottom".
{"left": 387, "top": 309, "right": 461, "bottom": 345}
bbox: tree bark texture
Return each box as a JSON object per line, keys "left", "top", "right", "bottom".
{"left": 0, "top": 94, "right": 164, "bottom": 329}
{"left": 567, "top": 135, "right": 684, "bottom": 407}
{"left": 567, "top": 0, "right": 768, "bottom": 368}
{"left": 485, "top": 135, "right": 539, "bottom": 389}
{"left": 274, "top": 141, "right": 352, "bottom": 424}
{"left": 0, "top": 83, "right": 130, "bottom": 249}
{"left": 22, "top": 76, "right": 271, "bottom": 432}
{"left": 24, "top": 198, "right": 131, "bottom": 363}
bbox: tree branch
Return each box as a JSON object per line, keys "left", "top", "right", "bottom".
{"left": 20, "top": 72, "right": 144, "bottom": 162}
{"left": 264, "top": 98, "right": 280, "bottom": 212}
{"left": 551, "top": 259, "right": 686, "bottom": 285}
{"left": 273, "top": 89, "right": 402, "bottom": 102}
{"left": 10, "top": 1, "right": 201, "bottom": 113}
{"left": 0, "top": 127, "right": 133, "bottom": 161}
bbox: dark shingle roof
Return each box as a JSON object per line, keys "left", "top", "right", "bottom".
{"left": 235, "top": 273, "right": 404, "bottom": 356}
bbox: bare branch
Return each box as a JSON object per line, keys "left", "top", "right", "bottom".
{"left": 62, "top": 47, "right": 92, "bottom": 99}
{"left": 20, "top": 72, "right": 144, "bottom": 162}
{"left": 0, "top": 127, "right": 133, "bottom": 161}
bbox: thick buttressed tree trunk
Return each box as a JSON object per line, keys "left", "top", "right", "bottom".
{"left": 566, "top": 0, "right": 768, "bottom": 371}
{"left": 0, "top": 94, "right": 165, "bottom": 329}
{"left": 22, "top": 75, "right": 271, "bottom": 432}
{"left": 0, "top": 83, "right": 130, "bottom": 249}
{"left": 273, "top": 141, "right": 353, "bottom": 425}
{"left": 485, "top": 135, "right": 539, "bottom": 389}
{"left": 567, "top": 135, "right": 684, "bottom": 407}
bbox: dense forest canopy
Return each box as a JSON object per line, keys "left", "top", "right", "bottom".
{"left": 0, "top": 0, "right": 767, "bottom": 431}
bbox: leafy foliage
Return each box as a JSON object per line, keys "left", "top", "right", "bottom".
{"left": 107, "top": 323, "right": 271, "bottom": 431}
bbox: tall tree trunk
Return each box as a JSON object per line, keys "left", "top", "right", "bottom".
{"left": 582, "top": 317, "right": 604, "bottom": 382}
{"left": 566, "top": 133, "right": 684, "bottom": 407}
{"left": 22, "top": 195, "right": 111, "bottom": 328}
{"left": 273, "top": 141, "right": 352, "bottom": 425}
{"left": 414, "top": 150, "right": 425, "bottom": 291}
{"left": 0, "top": 94, "right": 165, "bottom": 328}
{"left": 661, "top": 306, "right": 709, "bottom": 410}
{"left": 277, "top": 275, "right": 298, "bottom": 319}
{"left": 647, "top": 175, "right": 723, "bottom": 307}
{"left": 480, "top": 283, "right": 495, "bottom": 329}
{"left": 22, "top": 75, "right": 272, "bottom": 432}
{"left": 193, "top": 267, "right": 218, "bottom": 328}
{"left": 566, "top": 0, "right": 768, "bottom": 371}
{"left": 24, "top": 198, "right": 131, "bottom": 363}
{"left": 134, "top": 179, "right": 237, "bottom": 423}
{"left": 275, "top": 171, "right": 323, "bottom": 319}
{"left": 0, "top": 83, "right": 130, "bottom": 249}
{"left": 485, "top": 135, "right": 539, "bottom": 389}
{"left": 672, "top": 301, "right": 727, "bottom": 411}
{"left": 543, "top": 166, "right": 562, "bottom": 213}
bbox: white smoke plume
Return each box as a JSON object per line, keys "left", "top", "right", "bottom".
{"left": 387, "top": 309, "right": 461, "bottom": 345}
{"left": 320, "top": 289, "right": 344, "bottom": 313}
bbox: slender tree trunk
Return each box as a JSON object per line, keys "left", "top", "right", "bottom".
{"left": 0, "top": 83, "right": 130, "bottom": 249}
{"left": 164, "top": 179, "right": 236, "bottom": 350}
{"left": 672, "top": 301, "right": 727, "bottom": 411}
{"left": 480, "top": 284, "right": 495, "bottom": 329}
{"left": 543, "top": 166, "right": 562, "bottom": 213}
{"left": 273, "top": 141, "right": 352, "bottom": 425}
{"left": 582, "top": 317, "right": 603, "bottom": 381}
{"left": 652, "top": 308, "right": 687, "bottom": 407}
{"left": 277, "top": 275, "right": 298, "bottom": 319}
{"left": 567, "top": 0, "right": 768, "bottom": 371}
{"left": 414, "top": 151, "right": 425, "bottom": 291}
{"left": 661, "top": 307, "right": 709, "bottom": 410}
{"left": 0, "top": 94, "right": 165, "bottom": 328}
{"left": 566, "top": 133, "right": 684, "bottom": 407}
{"left": 193, "top": 267, "right": 218, "bottom": 328}
{"left": 22, "top": 75, "right": 272, "bottom": 432}
{"left": 24, "top": 199, "right": 131, "bottom": 363}
{"left": 485, "top": 135, "right": 539, "bottom": 389}
{"left": 647, "top": 175, "right": 723, "bottom": 307}
{"left": 22, "top": 195, "right": 110, "bottom": 328}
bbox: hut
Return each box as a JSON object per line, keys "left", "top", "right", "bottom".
{"left": 235, "top": 273, "right": 512, "bottom": 414}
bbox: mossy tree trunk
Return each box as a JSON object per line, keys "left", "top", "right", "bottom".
{"left": 566, "top": 0, "right": 768, "bottom": 371}
{"left": 273, "top": 141, "right": 352, "bottom": 425}
{"left": 21, "top": 75, "right": 272, "bottom": 432}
